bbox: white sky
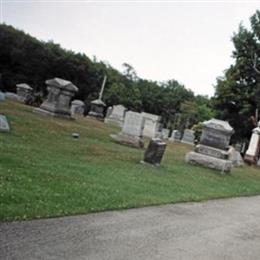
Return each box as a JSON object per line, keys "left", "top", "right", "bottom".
{"left": 1, "top": 1, "right": 260, "bottom": 96}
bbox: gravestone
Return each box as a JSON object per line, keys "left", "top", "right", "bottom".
{"left": 16, "top": 83, "right": 33, "bottom": 102}
{"left": 34, "top": 78, "right": 78, "bottom": 119}
{"left": 244, "top": 122, "right": 260, "bottom": 164}
{"left": 228, "top": 146, "right": 244, "bottom": 167}
{"left": 88, "top": 76, "right": 106, "bottom": 120}
{"left": 161, "top": 128, "right": 170, "bottom": 140}
{"left": 111, "top": 111, "right": 145, "bottom": 148}
{"left": 141, "top": 138, "right": 167, "bottom": 166}
{"left": 70, "top": 100, "right": 85, "bottom": 117}
{"left": 0, "top": 91, "right": 5, "bottom": 102}
{"left": 186, "top": 118, "right": 234, "bottom": 173}
{"left": 181, "top": 129, "right": 195, "bottom": 145}
{"left": 0, "top": 115, "right": 10, "bottom": 132}
{"left": 169, "top": 130, "right": 182, "bottom": 142}
{"left": 105, "top": 106, "right": 113, "bottom": 118}
{"left": 141, "top": 112, "right": 161, "bottom": 138}
{"left": 105, "top": 104, "right": 127, "bottom": 127}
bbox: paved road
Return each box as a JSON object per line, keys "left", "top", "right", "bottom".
{"left": 1, "top": 196, "right": 260, "bottom": 260}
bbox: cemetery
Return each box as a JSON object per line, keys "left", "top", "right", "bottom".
{"left": 1, "top": 98, "right": 260, "bottom": 221}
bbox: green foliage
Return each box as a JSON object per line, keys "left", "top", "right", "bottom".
{"left": 0, "top": 23, "right": 214, "bottom": 126}
{"left": 214, "top": 10, "right": 260, "bottom": 140}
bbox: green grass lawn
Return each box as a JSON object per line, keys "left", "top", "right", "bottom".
{"left": 1, "top": 100, "right": 260, "bottom": 221}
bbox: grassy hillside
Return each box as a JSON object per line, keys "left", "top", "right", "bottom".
{"left": 1, "top": 101, "right": 260, "bottom": 221}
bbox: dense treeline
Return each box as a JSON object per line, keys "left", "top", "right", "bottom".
{"left": 213, "top": 10, "right": 260, "bottom": 141}
{"left": 0, "top": 23, "right": 214, "bottom": 130}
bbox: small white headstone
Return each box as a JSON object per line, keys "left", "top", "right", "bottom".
{"left": 141, "top": 112, "right": 161, "bottom": 138}
{"left": 0, "top": 115, "right": 10, "bottom": 132}
{"left": 122, "top": 111, "right": 144, "bottom": 136}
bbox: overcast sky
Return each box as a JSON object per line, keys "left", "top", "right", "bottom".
{"left": 1, "top": 1, "right": 259, "bottom": 96}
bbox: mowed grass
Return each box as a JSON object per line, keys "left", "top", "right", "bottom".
{"left": 1, "top": 101, "right": 260, "bottom": 221}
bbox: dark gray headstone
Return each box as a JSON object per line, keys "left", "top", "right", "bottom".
{"left": 143, "top": 138, "right": 167, "bottom": 166}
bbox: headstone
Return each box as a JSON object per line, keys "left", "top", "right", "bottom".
{"left": 34, "top": 78, "right": 78, "bottom": 119}
{"left": 169, "top": 130, "right": 182, "bottom": 142}
{"left": 0, "top": 115, "right": 10, "bottom": 132}
{"left": 70, "top": 100, "right": 85, "bottom": 117}
{"left": 88, "top": 76, "right": 107, "bottom": 120}
{"left": 141, "top": 138, "right": 167, "bottom": 166}
{"left": 141, "top": 112, "right": 161, "bottom": 138}
{"left": 111, "top": 111, "right": 145, "bottom": 148}
{"left": 0, "top": 91, "right": 5, "bottom": 102}
{"left": 228, "top": 146, "right": 244, "bottom": 167}
{"left": 5, "top": 92, "right": 20, "bottom": 101}
{"left": 105, "top": 106, "right": 113, "bottom": 118}
{"left": 16, "top": 83, "right": 33, "bottom": 103}
{"left": 181, "top": 129, "right": 195, "bottom": 145}
{"left": 161, "top": 128, "right": 170, "bottom": 140}
{"left": 244, "top": 122, "right": 260, "bottom": 164}
{"left": 105, "top": 104, "right": 127, "bottom": 127}
{"left": 186, "top": 118, "right": 234, "bottom": 173}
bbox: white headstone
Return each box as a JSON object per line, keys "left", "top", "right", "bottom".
{"left": 0, "top": 115, "right": 10, "bottom": 132}
{"left": 181, "top": 129, "right": 195, "bottom": 145}
{"left": 122, "top": 111, "right": 144, "bottom": 136}
{"left": 141, "top": 112, "right": 161, "bottom": 138}
{"left": 105, "top": 104, "right": 127, "bottom": 126}
{"left": 70, "top": 100, "right": 85, "bottom": 117}
{"left": 169, "top": 130, "right": 182, "bottom": 142}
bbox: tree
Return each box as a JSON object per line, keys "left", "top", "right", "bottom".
{"left": 214, "top": 10, "right": 260, "bottom": 141}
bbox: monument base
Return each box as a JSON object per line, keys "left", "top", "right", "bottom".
{"left": 110, "top": 133, "right": 144, "bottom": 148}
{"left": 185, "top": 151, "right": 232, "bottom": 173}
{"left": 181, "top": 140, "right": 194, "bottom": 145}
{"left": 87, "top": 111, "right": 104, "bottom": 121}
{"left": 34, "top": 107, "right": 73, "bottom": 120}
{"left": 244, "top": 154, "right": 257, "bottom": 165}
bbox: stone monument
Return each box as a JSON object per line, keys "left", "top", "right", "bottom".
{"left": 244, "top": 121, "right": 260, "bottom": 164}
{"left": 0, "top": 115, "right": 10, "bottom": 132}
{"left": 0, "top": 91, "right": 5, "bottom": 102}
{"left": 186, "top": 118, "right": 234, "bottom": 173}
{"left": 88, "top": 76, "right": 107, "bottom": 120}
{"left": 70, "top": 100, "right": 85, "bottom": 117}
{"left": 141, "top": 138, "right": 167, "bottom": 166}
{"left": 161, "top": 128, "right": 170, "bottom": 140}
{"left": 16, "top": 83, "right": 33, "bottom": 102}
{"left": 34, "top": 78, "right": 78, "bottom": 119}
{"left": 181, "top": 129, "right": 195, "bottom": 145}
{"left": 105, "top": 104, "right": 127, "bottom": 126}
{"left": 111, "top": 111, "right": 145, "bottom": 148}
{"left": 141, "top": 112, "right": 161, "bottom": 138}
{"left": 169, "top": 130, "right": 182, "bottom": 142}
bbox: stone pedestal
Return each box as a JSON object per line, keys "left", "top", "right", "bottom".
{"left": 186, "top": 118, "right": 234, "bottom": 173}
{"left": 88, "top": 99, "right": 106, "bottom": 121}
{"left": 16, "top": 83, "right": 33, "bottom": 103}
{"left": 70, "top": 100, "right": 85, "bottom": 117}
{"left": 142, "top": 138, "right": 167, "bottom": 166}
{"left": 105, "top": 104, "right": 127, "bottom": 126}
{"left": 34, "top": 78, "right": 78, "bottom": 119}
{"left": 244, "top": 125, "right": 260, "bottom": 164}
{"left": 111, "top": 111, "right": 145, "bottom": 148}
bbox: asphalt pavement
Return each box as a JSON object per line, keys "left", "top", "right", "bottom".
{"left": 1, "top": 196, "right": 260, "bottom": 260}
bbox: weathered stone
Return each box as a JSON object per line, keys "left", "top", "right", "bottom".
{"left": 244, "top": 125, "right": 260, "bottom": 164}
{"left": 228, "top": 146, "right": 244, "bottom": 167}
{"left": 200, "top": 118, "right": 234, "bottom": 150}
{"left": 16, "top": 83, "right": 33, "bottom": 103}
{"left": 105, "top": 105, "right": 127, "bottom": 126}
{"left": 141, "top": 112, "right": 161, "bottom": 138}
{"left": 34, "top": 78, "right": 78, "bottom": 119}
{"left": 161, "top": 128, "right": 170, "bottom": 140}
{"left": 181, "top": 129, "right": 195, "bottom": 145}
{"left": 186, "top": 118, "right": 234, "bottom": 173}
{"left": 186, "top": 151, "right": 232, "bottom": 173}
{"left": 111, "top": 111, "right": 145, "bottom": 148}
{"left": 142, "top": 138, "right": 167, "bottom": 166}
{"left": 5, "top": 92, "right": 21, "bottom": 102}
{"left": 88, "top": 99, "right": 106, "bottom": 120}
{"left": 70, "top": 100, "right": 85, "bottom": 117}
{"left": 194, "top": 144, "right": 229, "bottom": 160}
{"left": 169, "top": 130, "right": 182, "bottom": 142}
{"left": 0, "top": 115, "right": 10, "bottom": 132}
{"left": 0, "top": 91, "right": 5, "bottom": 102}
{"left": 72, "top": 133, "right": 80, "bottom": 139}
